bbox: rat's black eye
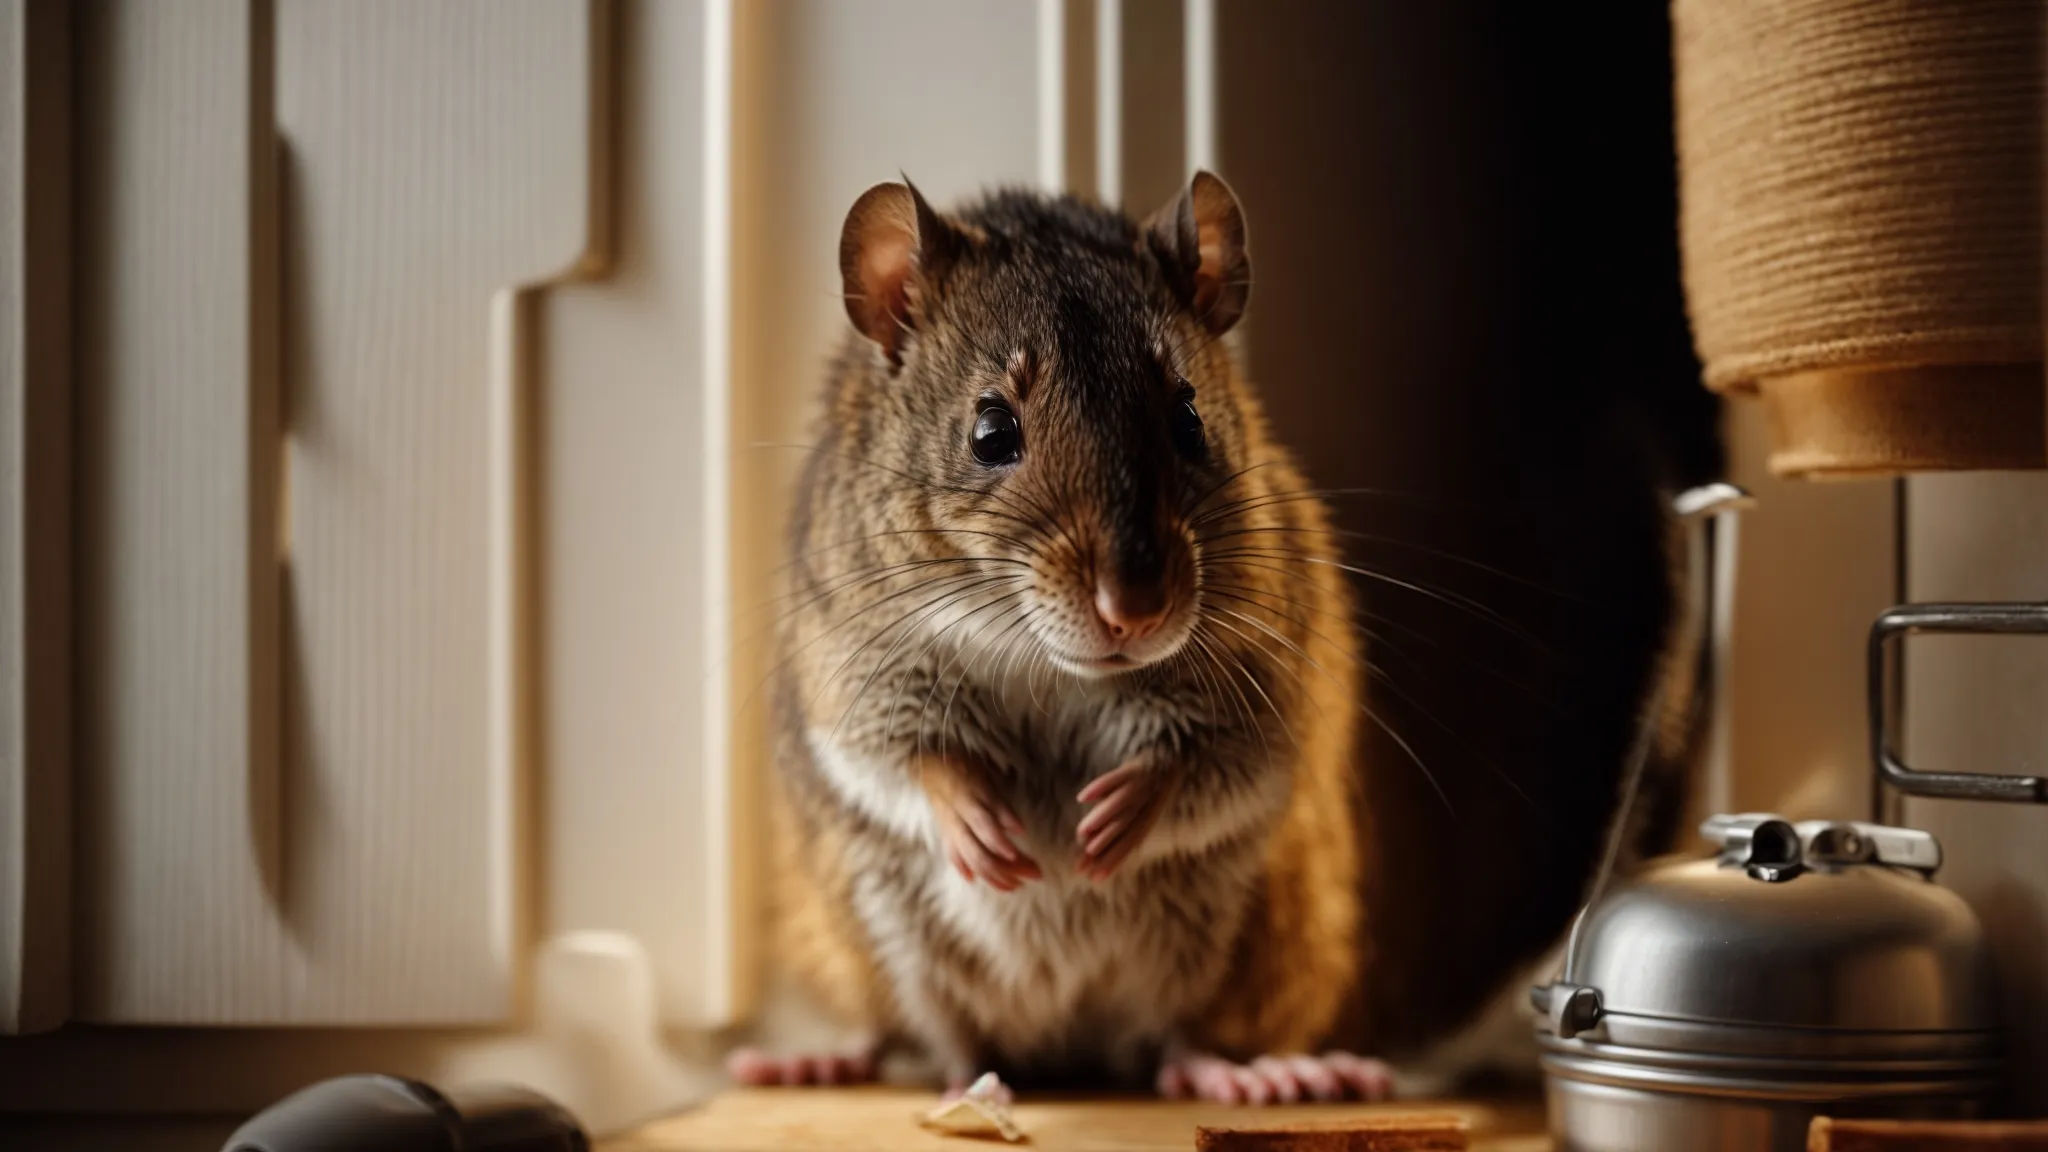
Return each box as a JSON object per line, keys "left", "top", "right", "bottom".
{"left": 1171, "top": 383, "right": 1206, "bottom": 460}
{"left": 971, "top": 404, "right": 1021, "bottom": 466}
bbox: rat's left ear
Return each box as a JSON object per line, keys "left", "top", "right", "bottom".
{"left": 1142, "top": 170, "right": 1250, "bottom": 335}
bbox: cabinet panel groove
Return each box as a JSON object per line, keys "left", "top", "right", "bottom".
{"left": 0, "top": 0, "right": 74, "bottom": 1036}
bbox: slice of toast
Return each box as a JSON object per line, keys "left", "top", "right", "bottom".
{"left": 1809, "top": 1117, "right": 2048, "bottom": 1151}
{"left": 1194, "top": 1113, "right": 1470, "bottom": 1151}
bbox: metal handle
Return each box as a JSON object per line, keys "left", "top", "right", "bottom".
{"left": 1560, "top": 483, "right": 1752, "bottom": 987}
{"left": 1868, "top": 602, "right": 2048, "bottom": 804}
{"left": 1800, "top": 819, "right": 1941, "bottom": 874}
{"left": 1700, "top": 812, "right": 1943, "bottom": 876}
{"left": 1703, "top": 813, "right": 1806, "bottom": 881}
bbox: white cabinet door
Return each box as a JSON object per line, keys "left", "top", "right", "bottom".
{"left": 74, "top": 0, "right": 605, "bottom": 1025}
{"left": 72, "top": 0, "right": 286, "bottom": 1026}
{"left": 49, "top": 0, "right": 1076, "bottom": 1043}
{"left": 536, "top": 0, "right": 741, "bottom": 1029}
{"left": 6, "top": 0, "right": 1105, "bottom": 1121}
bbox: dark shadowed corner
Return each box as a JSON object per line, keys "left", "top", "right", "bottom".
{"left": 1218, "top": 0, "right": 1722, "bottom": 1057}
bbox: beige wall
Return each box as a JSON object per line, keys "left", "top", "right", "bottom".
{"left": 1716, "top": 401, "right": 1899, "bottom": 824}
{"left": 1901, "top": 473, "right": 2048, "bottom": 1112}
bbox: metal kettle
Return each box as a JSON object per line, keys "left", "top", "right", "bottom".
{"left": 1535, "top": 812, "right": 2001, "bottom": 1152}
{"left": 1533, "top": 495, "right": 2048, "bottom": 1152}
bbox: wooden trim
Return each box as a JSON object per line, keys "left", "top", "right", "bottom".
{"left": 1095, "top": 0, "right": 1120, "bottom": 205}
{"left": 1036, "top": 0, "right": 1064, "bottom": 190}
{"left": 698, "top": 0, "right": 745, "bottom": 1026}
{"left": 1184, "top": 0, "right": 1216, "bottom": 173}
{"left": 1059, "top": 0, "right": 1097, "bottom": 199}
{"left": 1753, "top": 364, "right": 2047, "bottom": 478}
{"left": 243, "top": 0, "right": 283, "bottom": 960}
{"left": 0, "top": 933, "right": 724, "bottom": 1126}
{"left": 0, "top": 0, "right": 73, "bottom": 1037}
{"left": 1112, "top": 0, "right": 1184, "bottom": 216}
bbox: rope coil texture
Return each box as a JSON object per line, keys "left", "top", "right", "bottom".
{"left": 1676, "top": 0, "right": 2043, "bottom": 392}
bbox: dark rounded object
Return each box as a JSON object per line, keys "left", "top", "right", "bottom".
{"left": 222, "top": 1074, "right": 587, "bottom": 1152}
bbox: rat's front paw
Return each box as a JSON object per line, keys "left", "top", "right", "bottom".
{"left": 921, "top": 756, "right": 1041, "bottom": 892}
{"left": 940, "top": 793, "right": 1042, "bottom": 892}
{"left": 1075, "top": 758, "right": 1179, "bottom": 881}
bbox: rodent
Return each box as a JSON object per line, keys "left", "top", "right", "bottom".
{"left": 734, "top": 171, "right": 1389, "bottom": 1102}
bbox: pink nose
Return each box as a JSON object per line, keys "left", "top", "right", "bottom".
{"left": 1095, "top": 579, "right": 1169, "bottom": 643}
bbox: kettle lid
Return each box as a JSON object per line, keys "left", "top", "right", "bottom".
{"left": 1547, "top": 814, "right": 1996, "bottom": 1036}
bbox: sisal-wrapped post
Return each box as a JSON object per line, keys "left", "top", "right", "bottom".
{"left": 1675, "top": 0, "right": 2045, "bottom": 478}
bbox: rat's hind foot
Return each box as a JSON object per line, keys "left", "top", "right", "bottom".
{"left": 725, "top": 1046, "right": 878, "bottom": 1087}
{"left": 1155, "top": 1050, "right": 1394, "bottom": 1105}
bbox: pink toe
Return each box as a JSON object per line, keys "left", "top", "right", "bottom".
{"left": 1192, "top": 1061, "right": 1243, "bottom": 1104}
{"left": 1250, "top": 1056, "right": 1301, "bottom": 1104}
{"left": 1322, "top": 1051, "right": 1395, "bottom": 1101}
{"left": 1288, "top": 1054, "right": 1342, "bottom": 1101}
{"left": 725, "top": 1048, "right": 776, "bottom": 1085}
{"left": 1233, "top": 1066, "right": 1273, "bottom": 1106}
{"left": 728, "top": 1048, "right": 882, "bottom": 1088}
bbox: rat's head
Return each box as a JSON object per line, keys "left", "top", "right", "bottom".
{"left": 835, "top": 172, "right": 1253, "bottom": 678}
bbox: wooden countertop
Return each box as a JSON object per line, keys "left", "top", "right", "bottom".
{"left": 606, "top": 1088, "right": 1552, "bottom": 1151}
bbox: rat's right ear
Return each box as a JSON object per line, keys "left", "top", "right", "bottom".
{"left": 839, "top": 180, "right": 958, "bottom": 365}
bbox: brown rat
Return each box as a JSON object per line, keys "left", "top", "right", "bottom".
{"left": 731, "top": 172, "right": 1384, "bottom": 1103}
